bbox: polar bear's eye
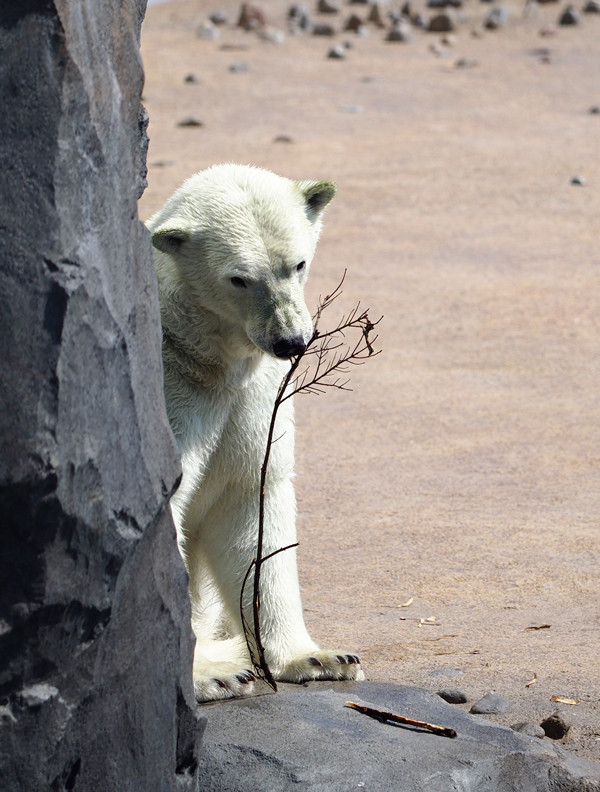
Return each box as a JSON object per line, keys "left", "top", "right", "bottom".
{"left": 296, "top": 261, "right": 306, "bottom": 272}
{"left": 230, "top": 277, "right": 247, "bottom": 289}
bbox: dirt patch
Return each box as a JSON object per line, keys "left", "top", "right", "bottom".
{"left": 140, "top": 0, "right": 600, "bottom": 759}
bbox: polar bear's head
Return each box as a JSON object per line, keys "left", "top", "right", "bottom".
{"left": 148, "top": 164, "right": 336, "bottom": 360}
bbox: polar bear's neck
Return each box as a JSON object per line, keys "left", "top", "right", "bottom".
{"left": 158, "top": 284, "right": 262, "bottom": 388}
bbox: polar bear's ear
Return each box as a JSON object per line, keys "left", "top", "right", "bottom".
{"left": 297, "top": 180, "right": 337, "bottom": 223}
{"left": 151, "top": 227, "right": 190, "bottom": 255}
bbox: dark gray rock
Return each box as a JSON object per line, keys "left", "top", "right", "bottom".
{"left": 312, "top": 22, "right": 337, "bottom": 35}
{"left": 428, "top": 0, "right": 463, "bottom": 7}
{"left": 344, "top": 13, "right": 365, "bottom": 31}
{"left": 0, "top": 3, "right": 201, "bottom": 791}
{"left": 583, "top": 0, "right": 600, "bottom": 12}
{"left": 197, "top": 682, "right": 600, "bottom": 791}
{"left": 541, "top": 713, "right": 572, "bottom": 739}
{"left": 512, "top": 721, "right": 547, "bottom": 739}
{"left": 229, "top": 61, "right": 251, "bottom": 73}
{"left": 237, "top": 3, "right": 267, "bottom": 30}
{"left": 209, "top": 10, "right": 229, "bottom": 24}
{"left": 289, "top": 3, "right": 312, "bottom": 31}
{"left": 177, "top": 116, "right": 205, "bottom": 127}
{"left": 317, "top": 0, "right": 340, "bottom": 13}
{"left": 367, "top": 2, "right": 387, "bottom": 27}
{"left": 470, "top": 693, "right": 512, "bottom": 714}
{"left": 428, "top": 11, "right": 457, "bottom": 31}
{"left": 437, "top": 688, "right": 468, "bottom": 704}
{"left": 558, "top": 4, "right": 580, "bottom": 23}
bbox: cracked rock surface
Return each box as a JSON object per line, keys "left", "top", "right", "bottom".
{"left": 0, "top": 3, "right": 201, "bottom": 791}
{"left": 198, "top": 682, "right": 600, "bottom": 792}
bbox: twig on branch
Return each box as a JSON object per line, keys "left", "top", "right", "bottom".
{"left": 241, "top": 273, "right": 382, "bottom": 688}
{"left": 239, "top": 543, "right": 299, "bottom": 691}
{"left": 345, "top": 701, "right": 458, "bottom": 739}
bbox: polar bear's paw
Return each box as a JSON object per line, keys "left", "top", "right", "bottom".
{"left": 193, "top": 662, "right": 257, "bottom": 702}
{"left": 275, "top": 651, "right": 365, "bottom": 684}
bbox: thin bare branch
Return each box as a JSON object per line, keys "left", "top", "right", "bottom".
{"left": 241, "top": 273, "right": 382, "bottom": 689}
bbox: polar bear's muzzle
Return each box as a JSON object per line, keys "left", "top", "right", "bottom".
{"left": 272, "top": 336, "right": 308, "bottom": 359}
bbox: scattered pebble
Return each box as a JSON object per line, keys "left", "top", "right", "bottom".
{"left": 485, "top": 7, "right": 509, "bottom": 29}
{"left": 258, "top": 27, "right": 286, "bottom": 43}
{"left": 540, "top": 713, "right": 571, "bottom": 739}
{"left": 571, "top": 175, "right": 586, "bottom": 185}
{"left": 470, "top": 694, "right": 511, "bottom": 715}
{"left": 288, "top": 4, "right": 311, "bottom": 31}
{"left": 583, "top": 0, "right": 600, "bottom": 11}
{"left": 150, "top": 160, "right": 175, "bottom": 168}
{"left": 340, "top": 104, "right": 364, "bottom": 113}
{"left": 367, "top": 2, "right": 387, "bottom": 27}
{"left": 184, "top": 73, "right": 199, "bottom": 84}
{"left": 412, "top": 12, "right": 429, "bottom": 28}
{"left": 344, "top": 13, "right": 365, "bottom": 31}
{"left": 428, "top": 12, "right": 456, "bottom": 32}
{"left": 455, "top": 57, "right": 479, "bottom": 67}
{"left": 327, "top": 43, "right": 347, "bottom": 58}
{"left": 273, "top": 134, "right": 293, "bottom": 143}
{"left": 317, "top": 0, "right": 340, "bottom": 13}
{"left": 511, "top": 722, "right": 546, "bottom": 739}
{"left": 196, "top": 21, "right": 220, "bottom": 40}
{"left": 229, "top": 62, "right": 250, "bottom": 72}
{"left": 429, "top": 42, "right": 447, "bottom": 55}
{"left": 176, "top": 117, "right": 204, "bottom": 128}
{"left": 312, "top": 22, "right": 337, "bottom": 35}
{"left": 437, "top": 688, "right": 468, "bottom": 704}
{"left": 428, "top": 0, "right": 462, "bottom": 7}
{"left": 386, "top": 20, "right": 413, "bottom": 41}
{"left": 237, "top": 2, "right": 267, "bottom": 30}
{"left": 209, "top": 10, "right": 229, "bottom": 25}
{"left": 589, "top": 106, "right": 600, "bottom": 114}
{"left": 430, "top": 667, "right": 465, "bottom": 677}
{"left": 558, "top": 5, "right": 579, "bottom": 24}
{"left": 219, "top": 43, "right": 250, "bottom": 51}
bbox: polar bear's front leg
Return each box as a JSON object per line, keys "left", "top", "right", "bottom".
{"left": 197, "top": 477, "right": 364, "bottom": 692}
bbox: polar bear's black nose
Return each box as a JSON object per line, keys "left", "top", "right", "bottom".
{"left": 273, "top": 337, "right": 307, "bottom": 359}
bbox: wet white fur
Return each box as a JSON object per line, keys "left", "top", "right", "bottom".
{"left": 147, "top": 164, "right": 364, "bottom": 701}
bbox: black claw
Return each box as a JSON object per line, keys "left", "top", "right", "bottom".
{"left": 212, "top": 678, "right": 229, "bottom": 689}
{"left": 309, "top": 656, "right": 324, "bottom": 668}
{"left": 347, "top": 654, "right": 360, "bottom": 664}
{"left": 336, "top": 654, "right": 348, "bottom": 664}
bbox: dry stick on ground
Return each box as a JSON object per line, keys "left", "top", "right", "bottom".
{"left": 345, "top": 701, "right": 458, "bottom": 739}
{"left": 241, "top": 273, "right": 382, "bottom": 689}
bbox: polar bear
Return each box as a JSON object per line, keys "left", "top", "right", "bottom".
{"left": 147, "top": 164, "right": 364, "bottom": 701}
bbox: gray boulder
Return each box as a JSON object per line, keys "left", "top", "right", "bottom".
{"left": 0, "top": 2, "right": 202, "bottom": 791}
{"left": 197, "top": 682, "right": 600, "bottom": 791}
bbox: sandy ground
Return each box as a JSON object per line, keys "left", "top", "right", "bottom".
{"left": 139, "top": 0, "right": 600, "bottom": 760}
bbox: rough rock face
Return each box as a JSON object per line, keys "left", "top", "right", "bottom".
{"left": 198, "top": 682, "right": 600, "bottom": 792}
{"left": 0, "top": 3, "right": 202, "bottom": 791}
